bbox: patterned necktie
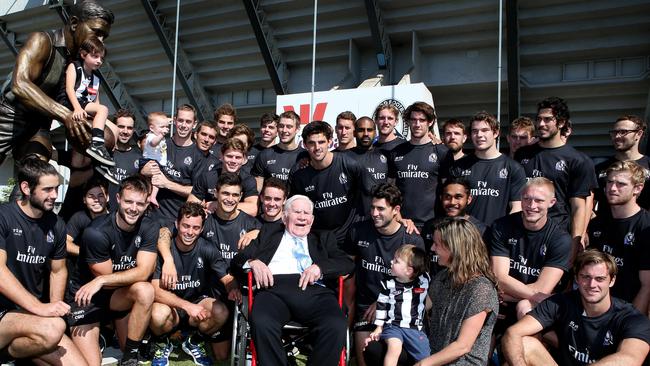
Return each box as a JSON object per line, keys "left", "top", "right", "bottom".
{"left": 291, "top": 236, "right": 312, "bottom": 272}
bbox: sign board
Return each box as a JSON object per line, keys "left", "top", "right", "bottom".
{"left": 276, "top": 83, "right": 436, "bottom": 147}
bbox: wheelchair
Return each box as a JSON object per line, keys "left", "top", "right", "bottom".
{"left": 230, "top": 272, "right": 350, "bottom": 366}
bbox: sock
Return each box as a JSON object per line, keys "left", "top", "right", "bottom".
{"left": 91, "top": 128, "right": 105, "bottom": 146}
{"left": 124, "top": 338, "right": 141, "bottom": 359}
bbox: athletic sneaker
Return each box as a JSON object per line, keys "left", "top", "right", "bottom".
{"left": 181, "top": 336, "right": 212, "bottom": 366}
{"left": 94, "top": 165, "right": 120, "bottom": 185}
{"left": 151, "top": 339, "right": 174, "bottom": 366}
{"left": 87, "top": 143, "right": 116, "bottom": 166}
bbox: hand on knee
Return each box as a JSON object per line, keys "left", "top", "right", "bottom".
{"left": 516, "top": 299, "right": 534, "bottom": 319}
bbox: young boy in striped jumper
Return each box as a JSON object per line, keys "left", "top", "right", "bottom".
{"left": 365, "top": 244, "right": 431, "bottom": 365}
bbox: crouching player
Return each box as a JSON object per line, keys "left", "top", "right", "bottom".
{"left": 149, "top": 202, "right": 241, "bottom": 366}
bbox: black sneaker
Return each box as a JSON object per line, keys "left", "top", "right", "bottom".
{"left": 87, "top": 144, "right": 115, "bottom": 166}
{"left": 95, "top": 165, "right": 120, "bottom": 185}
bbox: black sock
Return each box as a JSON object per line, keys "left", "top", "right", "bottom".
{"left": 124, "top": 338, "right": 141, "bottom": 359}
{"left": 91, "top": 128, "right": 105, "bottom": 146}
{"left": 91, "top": 128, "right": 104, "bottom": 139}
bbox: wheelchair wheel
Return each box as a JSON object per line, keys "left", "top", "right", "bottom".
{"left": 231, "top": 305, "right": 251, "bottom": 366}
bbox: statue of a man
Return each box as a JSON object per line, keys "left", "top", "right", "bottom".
{"left": 0, "top": 0, "right": 114, "bottom": 165}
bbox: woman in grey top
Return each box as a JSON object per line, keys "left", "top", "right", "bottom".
{"left": 416, "top": 217, "right": 499, "bottom": 366}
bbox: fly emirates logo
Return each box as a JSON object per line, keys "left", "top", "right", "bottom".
{"left": 16, "top": 245, "right": 46, "bottom": 264}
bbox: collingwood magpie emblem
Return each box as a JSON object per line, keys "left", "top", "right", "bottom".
{"left": 339, "top": 172, "right": 348, "bottom": 184}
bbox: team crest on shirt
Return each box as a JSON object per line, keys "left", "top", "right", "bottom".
{"left": 339, "top": 172, "right": 348, "bottom": 184}
{"left": 460, "top": 169, "right": 471, "bottom": 177}
{"left": 305, "top": 185, "right": 315, "bottom": 192}
{"left": 134, "top": 235, "right": 142, "bottom": 248}
{"left": 428, "top": 153, "right": 437, "bottom": 163}
{"left": 12, "top": 228, "right": 22, "bottom": 236}
{"left": 603, "top": 330, "right": 614, "bottom": 346}
{"left": 208, "top": 163, "right": 215, "bottom": 171}
{"left": 540, "top": 244, "right": 547, "bottom": 256}
{"left": 239, "top": 229, "right": 247, "bottom": 238}
{"left": 46, "top": 230, "right": 54, "bottom": 243}
{"left": 521, "top": 159, "right": 530, "bottom": 165}
{"left": 508, "top": 238, "right": 518, "bottom": 246}
{"left": 184, "top": 156, "right": 193, "bottom": 165}
{"left": 499, "top": 168, "right": 508, "bottom": 179}
{"left": 395, "top": 156, "right": 403, "bottom": 162}
{"left": 568, "top": 321, "right": 578, "bottom": 331}
{"left": 379, "top": 154, "right": 387, "bottom": 163}
{"left": 593, "top": 231, "right": 602, "bottom": 238}
{"left": 133, "top": 160, "right": 139, "bottom": 169}
{"left": 624, "top": 232, "right": 635, "bottom": 246}
{"left": 267, "top": 159, "right": 276, "bottom": 165}
{"left": 555, "top": 160, "right": 567, "bottom": 172}
{"left": 205, "top": 231, "right": 214, "bottom": 238}
{"left": 357, "top": 240, "right": 370, "bottom": 248}
{"left": 532, "top": 169, "right": 544, "bottom": 178}
{"left": 197, "top": 257, "right": 204, "bottom": 269}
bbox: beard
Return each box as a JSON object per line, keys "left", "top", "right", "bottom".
{"left": 29, "top": 195, "right": 53, "bottom": 212}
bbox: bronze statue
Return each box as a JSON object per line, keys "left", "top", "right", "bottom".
{"left": 0, "top": 0, "right": 114, "bottom": 166}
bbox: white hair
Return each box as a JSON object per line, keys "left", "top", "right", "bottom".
{"left": 283, "top": 195, "right": 314, "bottom": 218}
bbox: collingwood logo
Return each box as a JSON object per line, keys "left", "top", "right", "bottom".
{"left": 16, "top": 245, "right": 46, "bottom": 264}
{"left": 603, "top": 330, "right": 613, "bottom": 346}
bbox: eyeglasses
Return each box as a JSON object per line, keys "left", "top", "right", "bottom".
{"left": 609, "top": 129, "right": 639, "bottom": 137}
{"left": 535, "top": 116, "right": 556, "bottom": 124}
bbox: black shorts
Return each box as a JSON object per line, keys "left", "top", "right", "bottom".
{"left": 352, "top": 304, "right": 375, "bottom": 332}
{"left": 0, "top": 308, "right": 9, "bottom": 323}
{"left": 0, "top": 95, "right": 51, "bottom": 164}
{"left": 175, "top": 295, "right": 211, "bottom": 330}
{"left": 66, "top": 289, "right": 129, "bottom": 327}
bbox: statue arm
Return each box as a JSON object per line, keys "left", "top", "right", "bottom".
{"left": 12, "top": 31, "right": 90, "bottom": 145}
{"left": 12, "top": 32, "right": 68, "bottom": 121}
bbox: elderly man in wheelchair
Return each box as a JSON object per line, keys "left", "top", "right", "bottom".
{"left": 231, "top": 195, "right": 354, "bottom": 365}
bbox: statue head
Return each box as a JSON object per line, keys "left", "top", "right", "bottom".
{"left": 68, "top": 1, "right": 114, "bottom": 53}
